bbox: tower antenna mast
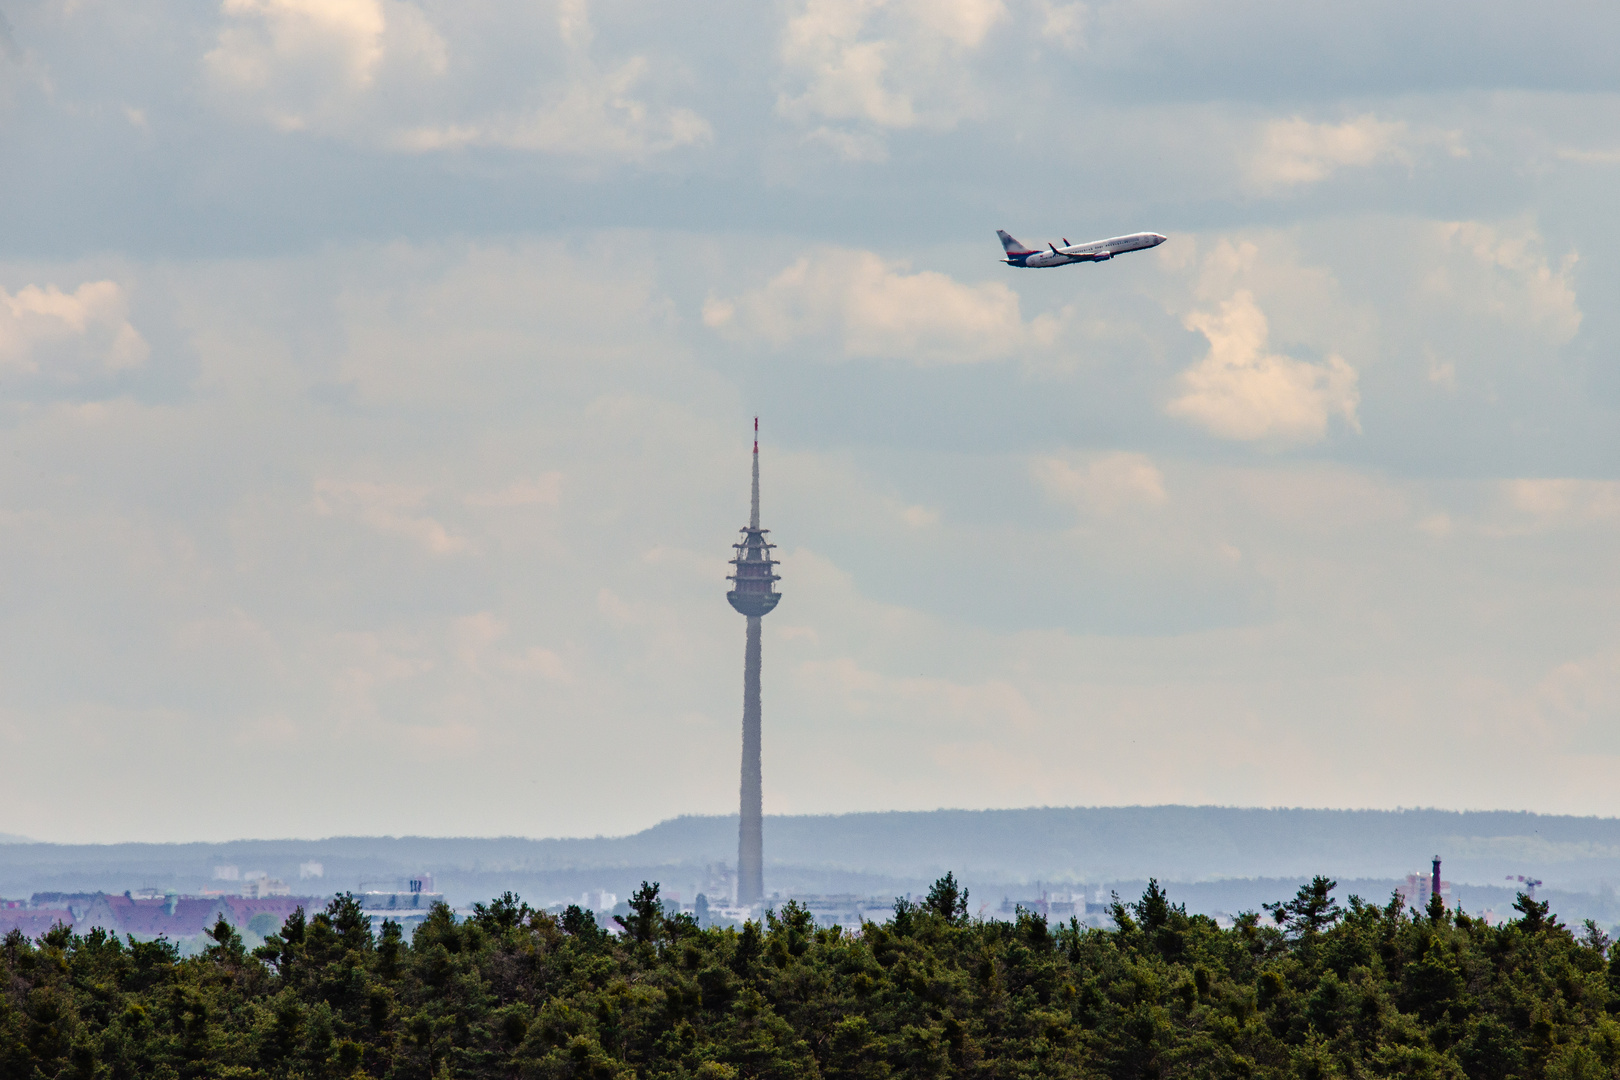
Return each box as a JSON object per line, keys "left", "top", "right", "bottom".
{"left": 727, "top": 416, "right": 781, "bottom": 908}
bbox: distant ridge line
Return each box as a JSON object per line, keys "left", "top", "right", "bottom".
{"left": 6, "top": 805, "right": 1620, "bottom": 909}
{"left": 6, "top": 804, "right": 1620, "bottom": 848}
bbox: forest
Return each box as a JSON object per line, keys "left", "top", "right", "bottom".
{"left": 3, "top": 874, "right": 1616, "bottom": 1079}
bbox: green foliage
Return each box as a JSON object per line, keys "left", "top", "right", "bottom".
{"left": 1, "top": 876, "right": 1615, "bottom": 1079}
{"left": 1264, "top": 875, "right": 1344, "bottom": 939}
{"left": 615, "top": 881, "right": 664, "bottom": 944}
{"left": 923, "top": 873, "right": 970, "bottom": 925}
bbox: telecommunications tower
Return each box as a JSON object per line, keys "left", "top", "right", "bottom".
{"left": 726, "top": 418, "right": 781, "bottom": 907}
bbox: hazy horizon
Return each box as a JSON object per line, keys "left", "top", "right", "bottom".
{"left": 8, "top": 800, "right": 1620, "bottom": 848}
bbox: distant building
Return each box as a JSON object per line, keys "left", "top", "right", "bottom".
{"left": 359, "top": 890, "right": 443, "bottom": 913}
{"left": 0, "top": 891, "right": 326, "bottom": 941}
{"left": 351, "top": 872, "right": 444, "bottom": 931}
{"left": 1396, "top": 869, "right": 1452, "bottom": 912}
{"left": 0, "top": 907, "right": 75, "bottom": 938}
{"left": 299, "top": 861, "right": 324, "bottom": 879}
{"left": 243, "top": 877, "right": 290, "bottom": 898}
{"left": 779, "top": 894, "right": 892, "bottom": 929}
{"left": 357, "top": 884, "right": 444, "bottom": 934}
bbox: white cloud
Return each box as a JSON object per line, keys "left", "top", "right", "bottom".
{"left": 205, "top": 0, "right": 708, "bottom": 159}
{"left": 898, "top": 503, "right": 939, "bottom": 527}
{"left": 205, "top": 0, "right": 446, "bottom": 132}
{"left": 1248, "top": 114, "right": 1412, "bottom": 190}
{"left": 793, "top": 655, "right": 1039, "bottom": 732}
{"left": 801, "top": 125, "right": 891, "bottom": 162}
{"left": 0, "top": 281, "right": 149, "bottom": 376}
{"left": 1168, "top": 290, "right": 1360, "bottom": 443}
{"left": 1558, "top": 147, "right": 1620, "bottom": 165}
{"left": 451, "top": 611, "right": 571, "bottom": 680}
{"left": 704, "top": 248, "right": 1030, "bottom": 363}
{"left": 215, "top": 0, "right": 392, "bottom": 88}
{"left": 1032, "top": 452, "right": 1167, "bottom": 514}
{"left": 777, "top": 0, "right": 1005, "bottom": 149}
{"left": 465, "top": 474, "right": 563, "bottom": 509}
{"left": 1535, "top": 649, "right": 1620, "bottom": 744}
{"left": 1427, "top": 221, "right": 1581, "bottom": 342}
{"left": 1498, "top": 479, "right": 1620, "bottom": 530}
{"left": 1036, "top": 0, "right": 1087, "bottom": 49}
{"left": 312, "top": 479, "right": 469, "bottom": 554}
{"left": 392, "top": 56, "right": 712, "bottom": 158}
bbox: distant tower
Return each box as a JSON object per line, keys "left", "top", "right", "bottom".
{"left": 727, "top": 418, "right": 781, "bottom": 907}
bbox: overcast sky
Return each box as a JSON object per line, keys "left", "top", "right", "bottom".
{"left": 2, "top": 0, "right": 1619, "bottom": 843}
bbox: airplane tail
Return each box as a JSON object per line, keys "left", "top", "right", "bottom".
{"left": 996, "top": 229, "right": 1036, "bottom": 255}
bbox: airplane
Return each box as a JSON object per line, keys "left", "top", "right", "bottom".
{"left": 997, "top": 229, "right": 1166, "bottom": 268}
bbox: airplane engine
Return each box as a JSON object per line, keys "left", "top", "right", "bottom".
{"left": 1093, "top": 251, "right": 1112, "bottom": 261}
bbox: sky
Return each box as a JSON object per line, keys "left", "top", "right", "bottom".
{"left": 2, "top": 0, "right": 1620, "bottom": 843}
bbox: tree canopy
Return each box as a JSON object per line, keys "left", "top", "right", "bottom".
{"left": 2, "top": 877, "right": 1616, "bottom": 1079}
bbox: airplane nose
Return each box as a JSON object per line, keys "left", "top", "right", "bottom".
{"left": 1155, "top": 233, "right": 1167, "bottom": 244}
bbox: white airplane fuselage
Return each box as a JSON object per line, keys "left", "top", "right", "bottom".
{"left": 999, "top": 230, "right": 1166, "bottom": 268}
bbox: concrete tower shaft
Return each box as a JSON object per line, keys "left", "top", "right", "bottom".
{"left": 738, "top": 615, "right": 763, "bottom": 906}
{"left": 728, "top": 419, "right": 779, "bottom": 908}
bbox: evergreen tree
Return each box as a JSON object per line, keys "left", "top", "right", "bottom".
{"left": 923, "top": 872, "right": 969, "bottom": 924}
{"left": 3, "top": 874, "right": 1617, "bottom": 1080}
{"left": 1264, "top": 874, "right": 1343, "bottom": 938}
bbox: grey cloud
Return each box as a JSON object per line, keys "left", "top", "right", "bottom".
{"left": 0, "top": 8, "right": 18, "bottom": 64}
{"left": 1029, "top": 0, "right": 1620, "bottom": 101}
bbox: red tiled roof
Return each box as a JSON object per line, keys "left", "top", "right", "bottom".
{"left": 1, "top": 893, "right": 333, "bottom": 942}
{"left": 1, "top": 910, "right": 74, "bottom": 938}
{"left": 95, "top": 895, "right": 227, "bottom": 938}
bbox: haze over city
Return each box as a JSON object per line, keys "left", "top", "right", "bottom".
{"left": 2, "top": 0, "right": 1619, "bottom": 847}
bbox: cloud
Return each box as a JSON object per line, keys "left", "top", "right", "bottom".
{"left": 703, "top": 248, "right": 1031, "bottom": 363}
{"left": 1535, "top": 649, "right": 1620, "bottom": 748}
{"left": 464, "top": 474, "right": 562, "bottom": 508}
{"left": 0, "top": 280, "right": 149, "bottom": 376}
{"left": 205, "top": 0, "right": 446, "bottom": 132}
{"left": 1032, "top": 452, "right": 1167, "bottom": 514}
{"left": 777, "top": 0, "right": 1005, "bottom": 149}
{"left": 1498, "top": 479, "right": 1620, "bottom": 531}
{"left": 205, "top": 0, "right": 708, "bottom": 159}
{"left": 391, "top": 56, "right": 712, "bottom": 158}
{"left": 1247, "top": 114, "right": 1412, "bottom": 190}
{"left": 1036, "top": 0, "right": 1087, "bottom": 49}
{"left": 898, "top": 503, "right": 939, "bottom": 527}
{"left": 1168, "top": 290, "right": 1360, "bottom": 443}
{"left": 1557, "top": 147, "right": 1620, "bottom": 165}
{"left": 793, "top": 655, "right": 1039, "bottom": 732}
{"left": 311, "top": 479, "right": 469, "bottom": 554}
{"left": 451, "top": 611, "right": 571, "bottom": 680}
{"left": 1427, "top": 221, "right": 1580, "bottom": 342}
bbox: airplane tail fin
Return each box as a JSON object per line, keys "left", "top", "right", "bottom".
{"left": 996, "top": 229, "right": 1036, "bottom": 256}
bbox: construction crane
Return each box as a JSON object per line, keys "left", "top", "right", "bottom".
{"left": 1506, "top": 874, "right": 1543, "bottom": 898}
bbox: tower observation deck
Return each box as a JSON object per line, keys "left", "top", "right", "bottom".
{"left": 727, "top": 419, "right": 779, "bottom": 907}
